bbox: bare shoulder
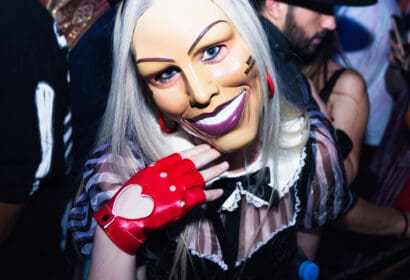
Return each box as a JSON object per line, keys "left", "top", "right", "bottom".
{"left": 334, "top": 68, "right": 368, "bottom": 102}
{"left": 337, "top": 69, "right": 366, "bottom": 92}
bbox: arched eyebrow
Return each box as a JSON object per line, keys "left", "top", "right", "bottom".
{"left": 187, "top": 20, "right": 228, "bottom": 55}
{"left": 136, "top": 57, "right": 175, "bottom": 64}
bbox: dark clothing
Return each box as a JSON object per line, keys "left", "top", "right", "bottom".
{"left": 318, "top": 68, "right": 347, "bottom": 103}
{"left": 0, "top": 0, "right": 73, "bottom": 278}
{"left": 259, "top": 16, "right": 317, "bottom": 110}
{"left": 146, "top": 225, "right": 299, "bottom": 280}
{"left": 68, "top": 8, "right": 115, "bottom": 175}
{"left": 0, "top": 0, "right": 72, "bottom": 203}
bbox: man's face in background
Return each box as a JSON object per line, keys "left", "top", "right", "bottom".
{"left": 282, "top": 3, "right": 336, "bottom": 59}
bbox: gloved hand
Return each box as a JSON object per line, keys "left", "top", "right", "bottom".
{"left": 94, "top": 153, "right": 206, "bottom": 255}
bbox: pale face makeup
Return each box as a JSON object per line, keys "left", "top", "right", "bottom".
{"left": 133, "top": 0, "right": 262, "bottom": 153}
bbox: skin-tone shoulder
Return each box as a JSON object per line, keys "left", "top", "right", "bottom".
{"left": 315, "top": 60, "right": 369, "bottom": 185}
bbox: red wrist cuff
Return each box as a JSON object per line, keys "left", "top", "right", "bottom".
{"left": 94, "top": 204, "right": 146, "bottom": 255}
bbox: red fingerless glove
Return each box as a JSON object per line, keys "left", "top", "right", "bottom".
{"left": 93, "top": 153, "right": 206, "bottom": 255}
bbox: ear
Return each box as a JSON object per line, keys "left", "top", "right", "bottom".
{"left": 263, "top": 0, "right": 288, "bottom": 25}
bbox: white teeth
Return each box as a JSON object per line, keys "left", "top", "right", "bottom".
{"left": 196, "top": 91, "right": 245, "bottom": 126}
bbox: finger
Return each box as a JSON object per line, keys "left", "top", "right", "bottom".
{"left": 189, "top": 148, "right": 222, "bottom": 170}
{"left": 179, "top": 144, "right": 211, "bottom": 159}
{"left": 200, "top": 161, "right": 229, "bottom": 182}
{"left": 204, "top": 189, "right": 224, "bottom": 202}
{"left": 179, "top": 144, "right": 220, "bottom": 168}
{"left": 154, "top": 145, "right": 212, "bottom": 171}
{"left": 180, "top": 147, "right": 222, "bottom": 170}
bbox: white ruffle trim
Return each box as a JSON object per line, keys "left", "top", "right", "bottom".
{"left": 221, "top": 187, "right": 242, "bottom": 211}
{"left": 189, "top": 249, "right": 228, "bottom": 271}
{"left": 276, "top": 146, "right": 307, "bottom": 197}
{"left": 243, "top": 190, "right": 270, "bottom": 208}
{"left": 220, "top": 146, "right": 307, "bottom": 211}
{"left": 221, "top": 182, "right": 270, "bottom": 211}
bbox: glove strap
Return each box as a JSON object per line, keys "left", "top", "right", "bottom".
{"left": 94, "top": 204, "right": 146, "bottom": 255}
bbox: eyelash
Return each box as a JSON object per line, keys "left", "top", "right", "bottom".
{"left": 201, "top": 45, "right": 225, "bottom": 63}
{"left": 153, "top": 67, "right": 180, "bottom": 85}
{"left": 150, "top": 44, "right": 226, "bottom": 86}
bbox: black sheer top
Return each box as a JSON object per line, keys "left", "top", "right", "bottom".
{"left": 69, "top": 110, "right": 356, "bottom": 279}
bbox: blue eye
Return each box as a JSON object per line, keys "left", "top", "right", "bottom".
{"left": 154, "top": 67, "right": 179, "bottom": 83}
{"left": 202, "top": 46, "right": 221, "bottom": 61}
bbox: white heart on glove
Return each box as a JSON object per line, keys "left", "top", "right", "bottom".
{"left": 113, "top": 184, "right": 154, "bottom": 219}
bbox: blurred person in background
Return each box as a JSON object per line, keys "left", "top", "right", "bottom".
{"left": 335, "top": 0, "right": 401, "bottom": 198}
{"left": 0, "top": 0, "right": 73, "bottom": 278}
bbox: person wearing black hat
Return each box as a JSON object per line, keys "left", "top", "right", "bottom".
{"left": 249, "top": 0, "right": 376, "bottom": 182}
{"left": 251, "top": 0, "right": 376, "bottom": 63}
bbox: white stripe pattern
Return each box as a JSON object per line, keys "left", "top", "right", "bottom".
{"left": 31, "top": 81, "right": 55, "bottom": 194}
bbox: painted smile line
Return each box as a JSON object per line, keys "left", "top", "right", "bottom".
{"left": 189, "top": 90, "right": 247, "bottom": 137}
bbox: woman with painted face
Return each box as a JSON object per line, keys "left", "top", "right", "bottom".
{"left": 68, "top": 0, "right": 409, "bottom": 279}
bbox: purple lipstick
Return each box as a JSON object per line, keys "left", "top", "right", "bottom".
{"left": 189, "top": 90, "right": 247, "bottom": 136}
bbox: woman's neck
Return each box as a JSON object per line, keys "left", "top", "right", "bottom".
{"left": 218, "top": 139, "right": 261, "bottom": 174}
